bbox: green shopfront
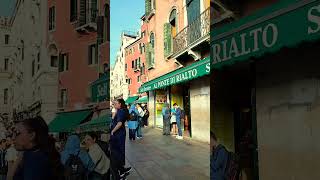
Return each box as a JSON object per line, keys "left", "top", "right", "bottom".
{"left": 211, "top": 0, "right": 320, "bottom": 179}
{"left": 139, "top": 56, "right": 210, "bottom": 142}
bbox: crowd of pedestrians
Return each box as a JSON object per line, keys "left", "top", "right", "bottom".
{"left": 0, "top": 97, "right": 141, "bottom": 180}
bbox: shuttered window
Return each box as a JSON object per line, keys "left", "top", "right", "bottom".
{"left": 163, "top": 23, "right": 172, "bottom": 57}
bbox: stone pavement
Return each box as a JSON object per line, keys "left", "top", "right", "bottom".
{"left": 124, "top": 127, "right": 210, "bottom": 180}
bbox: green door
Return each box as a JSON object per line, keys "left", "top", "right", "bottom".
{"left": 186, "top": 0, "right": 201, "bottom": 45}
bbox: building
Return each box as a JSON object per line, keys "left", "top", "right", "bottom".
{"left": 110, "top": 32, "right": 137, "bottom": 100}
{"left": 0, "top": 16, "right": 13, "bottom": 126}
{"left": 125, "top": 17, "right": 148, "bottom": 98}
{"left": 139, "top": 0, "right": 211, "bottom": 142}
{"left": 47, "top": 0, "right": 109, "bottom": 113}
{"left": 211, "top": 0, "right": 320, "bottom": 179}
{"left": 8, "top": 0, "right": 58, "bottom": 123}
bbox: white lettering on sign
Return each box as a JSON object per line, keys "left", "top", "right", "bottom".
{"left": 308, "top": 4, "right": 320, "bottom": 34}
{"left": 213, "top": 23, "right": 279, "bottom": 64}
{"left": 205, "top": 63, "right": 210, "bottom": 73}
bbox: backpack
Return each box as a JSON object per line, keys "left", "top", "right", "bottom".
{"left": 0, "top": 150, "right": 8, "bottom": 175}
{"left": 224, "top": 149, "right": 240, "bottom": 180}
{"left": 144, "top": 109, "right": 149, "bottom": 118}
{"left": 96, "top": 140, "right": 110, "bottom": 158}
{"left": 64, "top": 151, "right": 87, "bottom": 180}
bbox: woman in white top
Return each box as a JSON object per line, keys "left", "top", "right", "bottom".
{"left": 85, "top": 133, "right": 110, "bottom": 180}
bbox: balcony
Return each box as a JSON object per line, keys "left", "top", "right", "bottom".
{"left": 172, "top": 7, "right": 210, "bottom": 59}
{"left": 75, "top": 8, "right": 98, "bottom": 33}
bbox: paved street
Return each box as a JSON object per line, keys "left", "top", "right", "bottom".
{"left": 124, "top": 127, "right": 210, "bottom": 180}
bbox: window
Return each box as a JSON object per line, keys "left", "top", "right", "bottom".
{"left": 32, "top": 60, "right": 35, "bottom": 77}
{"left": 104, "top": 4, "right": 110, "bottom": 42}
{"left": 4, "top": 58, "right": 8, "bottom": 71}
{"left": 150, "top": 33, "right": 155, "bottom": 48}
{"left": 49, "top": 6, "right": 55, "bottom": 30}
{"left": 138, "top": 76, "right": 141, "bottom": 82}
{"left": 125, "top": 63, "right": 127, "bottom": 71}
{"left": 132, "top": 61, "right": 134, "bottom": 68}
{"left": 4, "top": 35, "right": 9, "bottom": 44}
{"left": 60, "top": 89, "right": 67, "bottom": 107}
{"left": 139, "top": 43, "right": 142, "bottom": 54}
{"left": 134, "top": 59, "right": 137, "bottom": 69}
{"left": 37, "top": 52, "right": 40, "bottom": 70}
{"left": 137, "top": 57, "right": 141, "bottom": 68}
{"left": 59, "top": 53, "right": 69, "bottom": 72}
{"left": 142, "top": 43, "right": 145, "bottom": 53}
{"left": 51, "top": 56, "right": 58, "bottom": 67}
{"left": 70, "top": 0, "right": 77, "bottom": 22}
{"left": 88, "top": 44, "right": 97, "bottom": 65}
{"left": 4, "top": 89, "right": 8, "bottom": 104}
{"left": 141, "top": 63, "right": 145, "bottom": 75}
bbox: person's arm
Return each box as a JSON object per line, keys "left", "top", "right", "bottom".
{"left": 86, "top": 149, "right": 100, "bottom": 171}
{"left": 111, "top": 122, "right": 123, "bottom": 135}
{"left": 6, "top": 149, "right": 18, "bottom": 180}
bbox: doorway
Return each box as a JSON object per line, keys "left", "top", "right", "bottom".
{"left": 212, "top": 62, "right": 258, "bottom": 180}
{"left": 182, "top": 84, "right": 191, "bottom": 137}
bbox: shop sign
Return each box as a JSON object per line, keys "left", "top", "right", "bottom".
{"left": 211, "top": 0, "right": 320, "bottom": 68}
{"left": 139, "top": 57, "right": 210, "bottom": 93}
{"left": 91, "top": 75, "right": 109, "bottom": 102}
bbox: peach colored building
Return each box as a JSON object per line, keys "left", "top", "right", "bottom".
{"left": 139, "top": 0, "right": 211, "bottom": 142}
{"left": 47, "top": 0, "right": 109, "bottom": 112}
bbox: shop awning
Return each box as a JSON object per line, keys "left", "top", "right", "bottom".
{"left": 125, "top": 96, "right": 139, "bottom": 104}
{"left": 91, "top": 74, "right": 109, "bottom": 102}
{"left": 79, "top": 110, "right": 111, "bottom": 132}
{"left": 139, "top": 56, "right": 210, "bottom": 93}
{"left": 49, "top": 109, "right": 93, "bottom": 133}
{"left": 211, "top": 0, "right": 320, "bottom": 69}
{"left": 136, "top": 96, "right": 148, "bottom": 103}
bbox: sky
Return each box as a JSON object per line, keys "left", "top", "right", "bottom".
{"left": 110, "top": 0, "right": 145, "bottom": 68}
{"left": 0, "top": 0, "right": 15, "bottom": 17}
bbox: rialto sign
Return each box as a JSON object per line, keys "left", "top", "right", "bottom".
{"left": 211, "top": 0, "right": 320, "bottom": 68}
{"left": 139, "top": 57, "right": 210, "bottom": 93}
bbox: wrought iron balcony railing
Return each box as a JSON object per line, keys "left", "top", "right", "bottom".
{"left": 173, "top": 7, "right": 210, "bottom": 55}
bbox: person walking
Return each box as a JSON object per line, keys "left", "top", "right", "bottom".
{"left": 61, "top": 134, "right": 95, "bottom": 180}
{"left": 110, "top": 99, "right": 131, "bottom": 179}
{"left": 0, "top": 138, "right": 8, "bottom": 180}
{"left": 136, "top": 104, "right": 144, "bottom": 139}
{"left": 162, "top": 103, "right": 171, "bottom": 135}
{"left": 12, "top": 116, "right": 64, "bottom": 180}
{"left": 142, "top": 104, "right": 149, "bottom": 127}
{"left": 173, "top": 103, "right": 183, "bottom": 140}
{"left": 85, "top": 133, "right": 110, "bottom": 180}
{"left": 211, "top": 131, "right": 228, "bottom": 180}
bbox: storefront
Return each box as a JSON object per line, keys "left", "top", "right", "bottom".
{"left": 211, "top": 0, "right": 320, "bottom": 179}
{"left": 139, "top": 56, "right": 210, "bottom": 142}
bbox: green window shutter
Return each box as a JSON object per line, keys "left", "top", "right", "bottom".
{"left": 145, "top": 0, "right": 151, "bottom": 15}
{"left": 163, "top": 23, "right": 172, "bottom": 58}
{"left": 58, "top": 53, "right": 63, "bottom": 72}
{"left": 145, "top": 43, "right": 150, "bottom": 68}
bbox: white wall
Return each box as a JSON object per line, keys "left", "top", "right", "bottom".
{"left": 190, "top": 76, "right": 210, "bottom": 143}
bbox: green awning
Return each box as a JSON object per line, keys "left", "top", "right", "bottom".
{"left": 91, "top": 74, "right": 109, "bottom": 102}
{"left": 125, "top": 96, "right": 139, "bottom": 104}
{"left": 49, "top": 109, "right": 93, "bottom": 132}
{"left": 79, "top": 114, "right": 111, "bottom": 132}
{"left": 211, "top": 0, "right": 320, "bottom": 69}
{"left": 136, "top": 96, "right": 148, "bottom": 103}
{"left": 139, "top": 56, "right": 210, "bottom": 93}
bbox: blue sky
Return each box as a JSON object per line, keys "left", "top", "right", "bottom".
{"left": 0, "top": 0, "right": 15, "bottom": 17}
{"left": 110, "top": 0, "right": 145, "bottom": 67}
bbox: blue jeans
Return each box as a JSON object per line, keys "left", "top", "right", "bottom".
{"left": 176, "top": 118, "right": 182, "bottom": 136}
{"left": 136, "top": 117, "right": 143, "bottom": 137}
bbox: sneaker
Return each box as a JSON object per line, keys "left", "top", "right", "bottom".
{"left": 120, "top": 167, "right": 132, "bottom": 177}
{"left": 176, "top": 136, "right": 183, "bottom": 140}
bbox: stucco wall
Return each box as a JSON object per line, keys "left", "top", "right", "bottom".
{"left": 148, "top": 90, "right": 155, "bottom": 127}
{"left": 190, "top": 76, "right": 210, "bottom": 143}
{"left": 256, "top": 47, "right": 320, "bottom": 180}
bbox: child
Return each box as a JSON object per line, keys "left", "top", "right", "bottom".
{"left": 128, "top": 111, "right": 138, "bottom": 140}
